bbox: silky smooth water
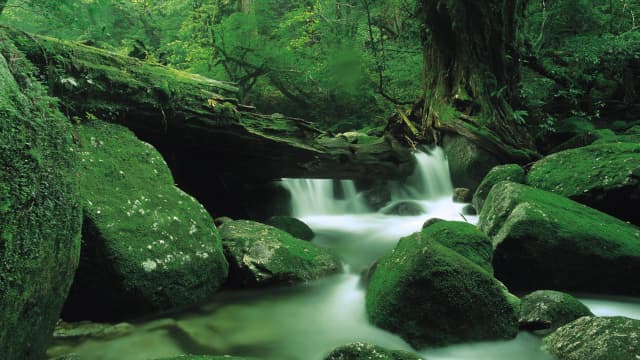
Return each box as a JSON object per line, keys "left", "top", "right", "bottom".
{"left": 52, "top": 148, "right": 640, "bottom": 360}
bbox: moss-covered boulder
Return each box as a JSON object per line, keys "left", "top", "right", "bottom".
{"left": 526, "top": 143, "right": 640, "bottom": 225}
{"left": 472, "top": 164, "right": 525, "bottom": 213}
{"left": 324, "top": 343, "right": 423, "bottom": 360}
{"left": 219, "top": 220, "right": 341, "bottom": 287}
{"left": 421, "top": 221, "right": 494, "bottom": 274}
{"left": 479, "top": 182, "right": 640, "bottom": 295}
{"left": 519, "top": 290, "right": 592, "bottom": 333}
{"left": 62, "top": 120, "right": 228, "bottom": 321}
{"left": 266, "top": 216, "right": 314, "bottom": 241}
{"left": 156, "top": 356, "right": 259, "bottom": 360}
{"left": 0, "top": 43, "right": 82, "bottom": 359}
{"left": 365, "top": 232, "right": 518, "bottom": 348}
{"left": 543, "top": 316, "right": 640, "bottom": 360}
{"left": 442, "top": 134, "right": 501, "bottom": 191}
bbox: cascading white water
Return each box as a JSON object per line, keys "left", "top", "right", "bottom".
{"left": 391, "top": 147, "right": 453, "bottom": 200}
{"left": 281, "top": 179, "right": 369, "bottom": 216}
{"left": 282, "top": 147, "right": 457, "bottom": 217}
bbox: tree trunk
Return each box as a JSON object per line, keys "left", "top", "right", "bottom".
{"left": 401, "top": 0, "right": 537, "bottom": 162}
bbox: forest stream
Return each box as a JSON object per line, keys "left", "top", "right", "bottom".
{"left": 49, "top": 149, "right": 640, "bottom": 360}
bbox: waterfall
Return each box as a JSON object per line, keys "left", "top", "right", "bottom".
{"left": 281, "top": 147, "right": 455, "bottom": 216}
{"left": 390, "top": 147, "right": 453, "bottom": 200}
{"left": 281, "top": 179, "right": 368, "bottom": 217}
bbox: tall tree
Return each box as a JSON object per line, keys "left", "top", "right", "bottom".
{"left": 411, "top": 0, "right": 536, "bottom": 159}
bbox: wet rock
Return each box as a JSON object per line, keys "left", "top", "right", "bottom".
{"left": 479, "top": 182, "right": 640, "bottom": 295}
{"left": 543, "top": 316, "right": 640, "bottom": 360}
{"left": 442, "top": 134, "right": 501, "bottom": 192}
{"left": 63, "top": 120, "right": 228, "bottom": 321}
{"left": 519, "top": 290, "right": 592, "bottom": 333}
{"left": 219, "top": 220, "right": 341, "bottom": 287}
{"left": 266, "top": 216, "right": 315, "bottom": 241}
{"left": 472, "top": 164, "right": 525, "bottom": 213}
{"left": 462, "top": 204, "right": 477, "bottom": 215}
{"left": 324, "top": 342, "right": 423, "bottom": 360}
{"left": 381, "top": 201, "right": 425, "bottom": 216}
{"left": 453, "top": 188, "right": 472, "bottom": 203}
{"left": 526, "top": 142, "right": 640, "bottom": 225}
{"left": 362, "top": 184, "right": 392, "bottom": 211}
{"left": 0, "top": 44, "right": 82, "bottom": 360}
{"left": 422, "top": 218, "right": 445, "bottom": 229}
{"left": 423, "top": 221, "right": 494, "bottom": 274}
{"left": 366, "top": 232, "right": 518, "bottom": 347}
{"left": 53, "top": 321, "right": 135, "bottom": 340}
{"left": 214, "top": 216, "right": 234, "bottom": 227}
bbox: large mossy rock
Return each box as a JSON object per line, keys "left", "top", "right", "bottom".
{"left": 219, "top": 220, "right": 341, "bottom": 287}
{"left": 422, "top": 221, "right": 494, "bottom": 274}
{"left": 543, "top": 316, "right": 640, "bottom": 360}
{"left": 472, "top": 164, "right": 525, "bottom": 213}
{"left": 156, "top": 356, "right": 259, "bottom": 360}
{"left": 324, "top": 342, "right": 423, "bottom": 360}
{"left": 479, "top": 182, "right": 640, "bottom": 295}
{"left": 519, "top": 290, "right": 592, "bottom": 333}
{"left": 365, "top": 231, "right": 518, "bottom": 348}
{"left": 266, "top": 216, "right": 314, "bottom": 241}
{"left": 526, "top": 143, "right": 640, "bottom": 225}
{"left": 442, "top": 134, "right": 501, "bottom": 191}
{"left": 0, "top": 43, "right": 82, "bottom": 359}
{"left": 62, "top": 120, "right": 228, "bottom": 321}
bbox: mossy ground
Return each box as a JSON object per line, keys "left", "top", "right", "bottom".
{"left": 0, "top": 36, "right": 82, "bottom": 359}
{"left": 64, "top": 119, "right": 228, "bottom": 320}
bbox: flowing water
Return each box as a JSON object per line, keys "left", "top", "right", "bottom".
{"left": 52, "top": 148, "right": 640, "bottom": 360}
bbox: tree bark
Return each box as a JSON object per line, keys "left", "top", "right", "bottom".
{"left": 400, "top": 0, "right": 537, "bottom": 162}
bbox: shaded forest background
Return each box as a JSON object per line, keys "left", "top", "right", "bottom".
{"left": 2, "top": 0, "right": 639, "bottom": 141}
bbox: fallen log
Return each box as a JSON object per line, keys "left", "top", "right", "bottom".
{"left": 1, "top": 26, "right": 413, "bottom": 185}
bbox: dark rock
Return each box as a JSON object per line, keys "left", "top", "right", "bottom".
{"left": 324, "top": 342, "right": 423, "bottom": 360}
{"left": 462, "top": 204, "right": 477, "bottom": 215}
{"left": 479, "top": 182, "right": 640, "bottom": 295}
{"left": 526, "top": 142, "right": 640, "bottom": 226}
{"left": 442, "top": 134, "right": 501, "bottom": 192}
{"left": 366, "top": 232, "right": 518, "bottom": 348}
{"left": 423, "top": 221, "right": 494, "bottom": 274}
{"left": 543, "top": 316, "right": 640, "bottom": 360}
{"left": 472, "top": 164, "right": 525, "bottom": 213}
{"left": 381, "top": 201, "right": 425, "bottom": 216}
{"left": 0, "top": 44, "right": 82, "bottom": 359}
{"left": 219, "top": 220, "right": 341, "bottom": 287}
{"left": 53, "top": 321, "right": 134, "bottom": 340}
{"left": 453, "top": 188, "right": 473, "bottom": 203}
{"left": 362, "top": 184, "right": 392, "bottom": 211}
{"left": 214, "top": 216, "right": 234, "bottom": 227}
{"left": 266, "top": 216, "right": 315, "bottom": 241}
{"left": 63, "top": 120, "right": 228, "bottom": 321}
{"left": 519, "top": 290, "right": 593, "bottom": 333}
{"left": 422, "top": 218, "right": 445, "bottom": 229}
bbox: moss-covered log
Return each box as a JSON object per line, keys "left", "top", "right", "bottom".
{"left": 0, "top": 26, "right": 413, "bottom": 183}
{"left": 389, "top": 0, "right": 538, "bottom": 164}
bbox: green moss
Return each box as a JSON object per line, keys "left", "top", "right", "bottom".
{"left": 365, "top": 232, "right": 518, "bottom": 348}
{"left": 472, "top": 164, "right": 525, "bottom": 213}
{"left": 421, "top": 221, "right": 494, "bottom": 273}
{"left": 526, "top": 142, "right": 640, "bottom": 224}
{"left": 0, "top": 37, "right": 82, "bottom": 359}
{"left": 479, "top": 181, "right": 640, "bottom": 295}
{"left": 219, "top": 220, "right": 341, "bottom": 287}
{"left": 324, "top": 342, "right": 423, "bottom": 360}
{"left": 64, "top": 119, "right": 228, "bottom": 321}
{"left": 543, "top": 317, "right": 640, "bottom": 360}
{"left": 156, "top": 356, "right": 259, "bottom": 360}
{"left": 266, "top": 216, "right": 314, "bottom": 241}
{"left": 519, "top": 290, "right": 592, "bottom": 332}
